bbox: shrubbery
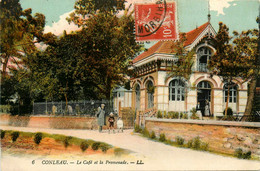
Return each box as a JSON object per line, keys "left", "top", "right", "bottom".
{"left": 63, "top": 136, "right": 72, "bottom": 148}
{"left": 92, "top": 142, "right": 101, "bottom": 151}
{"left": 223, "top": 107, "right": 233, "bottom": 116}
{"left": 142, "top": 128, "right": 150, "bottom": 137}
{"left": 134, "top": 125, "right": 142, "bottom": 133}
{"left": 159, "top": 133, "right": 166, "bottom": 142}
{"left": 150, "top": 131, "right": 156, "bottom": 139}
{"left": 34, "top": 132, "right": 43, "bottom": 145}
{"left": 175, "top": 136, "right": 184, "bottom": 145}
{"left": 100, "top": 143, "right": 110, "bottom": 153}
{"left": 11, "top": 131, "right": 19, "bottom": 142}
{"left": 157, "top": 110, "right": 162, "bottom": 118}
{"left": 80, "top": 141, "right": 89, "bottom": 152}
{"left": 190, "top": 108, "right": 199, "bottom": 120}
{"left": 234, "top": 148, "right": 251, "bottom": 159}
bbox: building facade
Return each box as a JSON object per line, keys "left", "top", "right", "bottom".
{"left": 127, "top": 22, "right": 248, "bottom": 116}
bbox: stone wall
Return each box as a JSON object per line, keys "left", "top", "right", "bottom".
{"left": 145, "top": 118, "right": 260, "bottom": 158}
{"left": 0, "top": 114, "right": 119, "bottom": 130}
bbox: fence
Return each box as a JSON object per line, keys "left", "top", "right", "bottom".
{"left": 33, "top": 100, "right": 114, "bottom": 116}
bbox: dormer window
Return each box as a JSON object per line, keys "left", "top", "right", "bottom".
{"left": 197, "top": 47, "right": 212, "bottom": 72}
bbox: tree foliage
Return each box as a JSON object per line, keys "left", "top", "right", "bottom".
{"left": 167, "top": 33, "right": 195, "bottom": 80}
{"left": 209, "top": 22, "right": 259, "bottom": 116}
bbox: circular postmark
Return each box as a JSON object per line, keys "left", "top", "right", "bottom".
{"left": 135, "top": 0, "right": 167, "bottom": 38}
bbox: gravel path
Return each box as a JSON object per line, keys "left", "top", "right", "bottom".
{"left": 1, "top": 126, "right": 260, "bottom": 171}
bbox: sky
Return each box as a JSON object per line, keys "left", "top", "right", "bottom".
{"left": 20, "top": 0, "right": 259, "bottom": 41}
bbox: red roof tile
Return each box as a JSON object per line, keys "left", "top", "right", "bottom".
{"left": 133, "top": 22, "right": 210, "bottom": 63}
{"left": 184, "top": 22, "right": 209, "bottom": 46}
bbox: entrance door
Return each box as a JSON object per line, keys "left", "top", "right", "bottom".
{"left": 197, "top": 81, "right": 211, "bottom": 116}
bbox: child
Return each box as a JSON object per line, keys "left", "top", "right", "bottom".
{"left": 108, "top": 112, "right": 115, "bottom": 133}
{"left": 117, "top": 117, "right": 124, "bottom": 133}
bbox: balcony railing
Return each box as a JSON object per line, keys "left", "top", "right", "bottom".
{"left": 197, "top": 63, "right": 208, "bottom": 72}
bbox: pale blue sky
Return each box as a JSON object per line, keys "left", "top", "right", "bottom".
{"left": 20, "top": 0, "right": 259, "bottom": 35}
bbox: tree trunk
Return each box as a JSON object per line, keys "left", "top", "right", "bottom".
{"left": 225, "top": 85, "right": 230, "bottom": 117}
{"left": 244, "top": 78, "right": 257, "bottom": 116}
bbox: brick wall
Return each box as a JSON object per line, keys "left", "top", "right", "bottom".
{"left": 145, "top": 118, "right": 260, "bottom": 158}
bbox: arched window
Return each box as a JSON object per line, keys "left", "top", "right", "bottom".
{"left": 169, "top": 79, "right": 185, "bottom": 101}
{"left": 223, "top": 83, "right": 238, "bottom": 103}
{"left": 146, "top": 81, "right": 154, "bottom": 108}
{"left": 197, "top": 47, "right": 212, "bottom": 72}
{"left": 135, "top": 84, "right": 140, "bottom": 109}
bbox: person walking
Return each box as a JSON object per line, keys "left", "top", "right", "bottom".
{"left": 95, "top": 104, "right": 105, "bottom": 132}
{"left": 108, "top": 112, "right": 115, "bottom": 134}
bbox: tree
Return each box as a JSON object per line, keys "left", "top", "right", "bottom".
{"left": 167, "top": 33, "right": 195, "bottom": 80}
{"left": 66, "top": 0, "right": 142, "bottom": 100}
{"left": 209, "top": 22, "right": 259, "bottom": 117}
{"left": 0, "top": 0, "right": 47, "bottom": 80}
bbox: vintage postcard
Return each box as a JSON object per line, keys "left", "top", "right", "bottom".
{"left": 1, "top": 0, "right": 260, "bottom": 170}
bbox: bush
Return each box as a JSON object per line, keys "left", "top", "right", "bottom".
{"left": 80, "top": 141, "right": 89, "bottom": 152}
{"left": 92, "top": 142, "right": 101, "bottom": 151}
{"left": 157, "top": 110, "right": 162, "bottom": 118}
{"left": 187, "top": 139, "right": 193, "bottom": 148}
{"left": 63, "top": 136, "right": 72, "bottom": 148}
{"left": 190, "top": 108, "right": 199, "bottom": 120}
{"left": 134, "top": 125, "right": 142, "bottom": 133}
{"left": 200, "top": 142, "right": 209, "bottom": 151}
{"left": 163, "top": 111, "right": 167, "bottom": 118}
{"left": 193, "top": 136, "right": 201, "bottom": 149}
{"left": 11, "top": 131, "right": 20, "bottom": 142}
{"left": 34, "top": 132, "right": 43, "bottom": 145}
{"left": 168, "top": 111, "right": 178, "bottom": 119}
{"left": 223, "top": 107, "right": 233, "bottom": 116}
{"left": 234, "top": 148, "right": 251, "bottom": 159}
{"left": 142, "top": 128, "right": 150, "bottom": 137}
{"left": 159, "top": 133, "right": 166, "bottom": 142}
{"left": 0, "top": 130, "right": 6, "bottom": 139}
{"left": 150, "top": 131, "right": 156, "bottom": 139}
{"left": 176, "top": 136, "right": 184, "bottom": 146}
{"left": 183, "top": 113, "right": 188, "bottom": 119}
{"left": 100, "top": 144, "right": 110, "bottom": 153}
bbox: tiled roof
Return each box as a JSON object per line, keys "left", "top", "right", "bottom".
{"left": 133, "top": 22, "right": 210, "bottom": 64}
{"left": 133, "top": 41, "right": 177, "bottom": 63}
{"left": 184, "top": 22, "right": 209, "bottom": 46}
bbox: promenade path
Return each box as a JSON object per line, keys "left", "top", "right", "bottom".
{"left": 1, "top": 125, "right": 260, "bottom": 170}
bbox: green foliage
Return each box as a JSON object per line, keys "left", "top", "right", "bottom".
{"left": 63, "top": 136, "right": 73, "bottom": 148}
{"left": 163, "top": 111, "right": 167, "bottom": 118}
{"left": 134, "top": 125, "right": 142, "bottom": 133}
{"left": 182, "top": 113, "right": 188, "bottom": 119}
{"left": 168, "top": 111, "right": 178, "bottom": 119}
{"left": 0, "top": 130, "right": 6, "bottom": 139}
{"left": 157, "top": 110, "right": 163, "bottom": 118}
{"left": 34, "top": 132, "right": 43, "bottom": 145}
{"left": 192, "top": 136, "right": 201, "bottom": 149}
{"left": 11, "top": 131, "right": 19, "bottom": 142}
{"left": 175, "top": 136, "right": 184, "bottom": 146}
{"left": 167, "top": 33, "right": 195, "bottom": 80}
{"left": 200, "top": 142, "right": 209, "bottom": 151}
{"left": 235, "top": 148, "right": 251, "bottom": 159}
{"left": 0, "top": 105, "right": 11, "bottom": 113}
{"left": 187, "top": 139, "right": 193, "bottom": 148}
{"left": 100, "top": 143, "right": 110, "bottom": 153}
{"left": 150, "top": 131, "right": 156, "bottom": 139}
{"left": 91, "top": 142, "right": 101, "bottom": 151}
{"left": 209, "top": 22, "right": 259, "bottom": 116}
{"left": 142, "top": 128, "right": 150, "bottom": 138}
{"left": 80, "top": 141, "right": 89, "bottom": 152}
{"left": 223, "top": 107, "right": 233, "bottom": 116}
{"left": 159, "top": 133, "right": 166, "bottom": 142}
{"left": 190, "top": 108, "right": 199, "bottom": 120}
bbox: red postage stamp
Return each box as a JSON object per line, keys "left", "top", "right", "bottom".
{"left": 135, "top": 1, "right": 178, "bottom": 41}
